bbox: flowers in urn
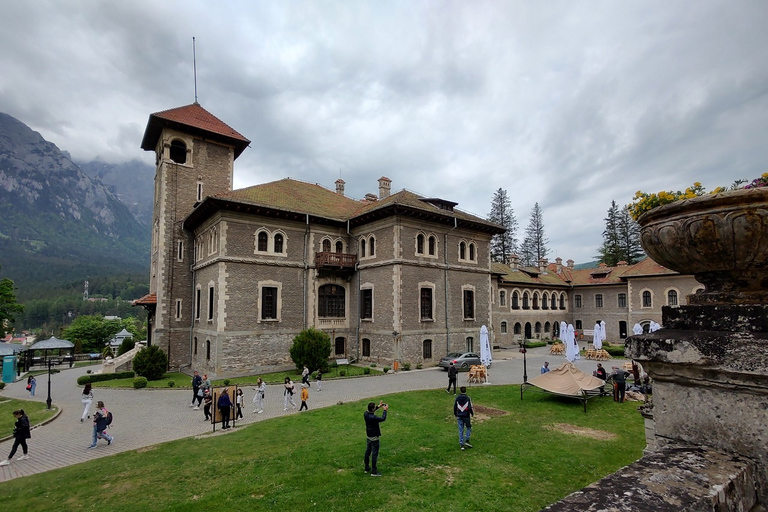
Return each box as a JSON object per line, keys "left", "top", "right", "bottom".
{"left": 628, "top": 173, "right": 768, "bottom": 220}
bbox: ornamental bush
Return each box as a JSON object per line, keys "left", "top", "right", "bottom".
{"left": 77, "top": 371, "right": 135, "bottom": 385}
{"left": 117, "top": 338, "right": 136, "bottom": 356}
{"left": 289, "top": 327, "right": 332, "bottom": 372}
{"left": 132, "top": 345, "right": 168, "bottom": 381}
{"left": 133, "top": 376, "right": 148, "bottom": 389}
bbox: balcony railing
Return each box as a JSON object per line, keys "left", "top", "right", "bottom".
{"left": 315, "top": 252, "right": 357, "bottom": 270}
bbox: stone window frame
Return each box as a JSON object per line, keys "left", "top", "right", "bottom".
{"left": 318, "top": 283, "right": 347, "bottom": 319}
{"left": 618, "top": 293, "right": 627, "bottom": 308}
{"left": 500, "top": 321, "right": 507, "bottom": 334}
{"left": 532, "top": 291, "right": 540, "bottom": 310}
{"left": 422, "top": 339, "right": 433, "bottom": 359}
{"left": 175, "top": 299, "right": 183, "bottom": 321}
{"left": 574, "top": 294, "right": 583, "bottom": 308}
{"left": 559, "top": 293, "right": 566, "bottom": 310}
{"left": 522, "top": 291, "right": 530, "bottom": 310}
{"left": 462, "top": 284, "right": 476, "bottom": 320}
{"left": 207, "top": 282, "right": 215, "bottom": 322}
{"left": 666, "top": 288, "right": 680, "bottom": 306}
{"left": 544, "top": 321, "right": 551, "bottom": 334}
{"left": 542, "top": 292, "right": 549, "bottom": 310}
{"left": 419, "top": 282, "right": 436, "bottom": 322}
{"left": 167, "top": 136, "right": 192, "bottom": 166}
{"left": 195, "top": 285, "right": 202, "bottom": 321}
{"left": 359, "top": 234, "right": 377, "bottom": 260}
{"left": 196, "top": 181, "right": 204, "bottom": 202}
{"left": 458, "top": 239, "right": 478, "bottom": 264}
{"left": 257, "top": 280, "right": 282, "bottom": 323}
{"left": 360, "top": 284, "right": 374, "bottom": 321}
{"left": 362, "top": 338, "right": 371, "bottom": 357}
{"left": 415, "top": 232, "right": 439, "bottom": 259}
{"left": 511, "top": 290, "right": 520, "bottom": 310}
{"left": 514, "top": 322, "right": 522, "bottom": 335}
{"left": 575, "top": 319, "right": 583, "bottom": 330}
{"left": 320, "top": 236, "right": 345, "bottom": 254}
{"left": 641, "top": 289, "right": 653, "bottom": 308}
{"left": 595, "top": 293, "right": 604, "bottom": 308}
{"left": 206, "top": 340, "right": 211, "bottom": 361}
{"left": 254, "top": 228, "right": 288, "bottom": 257}
{"left": 499, "top": 290, "right": 506, "bottom": 307}
{"left": 535, "top": 321, "right": 542, "bottom": 334}
{"left": 550, "top": 293, "right": 557, "bottom": 310}
{"left": 466, "top": 336, "right": 474, "bottom": 352}
{"left": 177, "top": 240, "right": 184, "bottom": 262}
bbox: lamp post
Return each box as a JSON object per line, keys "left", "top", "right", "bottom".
{"left": 46, "top": 359, "right": 53, "bottom": 409}
{"left": 519, "top": 340, "right": 528, "bottom": 383}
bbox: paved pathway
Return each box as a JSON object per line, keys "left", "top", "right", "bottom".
{"left": 0, "top": 347, "right": 628, "bottom": 482}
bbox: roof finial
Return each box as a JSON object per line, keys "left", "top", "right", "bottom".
{"left": 193, "top": 36, "right": 199, "bottom": 104}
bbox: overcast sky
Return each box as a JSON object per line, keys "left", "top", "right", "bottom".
{"left": 2, "top": 1, "right": 767, "bottom": 264}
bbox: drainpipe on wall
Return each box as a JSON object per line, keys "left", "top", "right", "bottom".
{"left": 444, "top": 217, "right": 458, "bottom": 354}
{"left": 303, "top": 214, "right": 309, "bottom": 330}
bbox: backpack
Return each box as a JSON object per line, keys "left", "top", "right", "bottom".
{"left": 105, "top": 411, "right": 113, "bottom": 427}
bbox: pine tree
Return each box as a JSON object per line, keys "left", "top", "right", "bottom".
{"left": 0, "top": 266, "right": 24, "bottom": 337}
{"left": 597, "top": 201, "right": 621, "bottom": 266}
{"left": 616, "top": 206, "right": 645, "bottom": 264}
{"left": 519, "top": 203, "right": 549, "bottom": 267}
{"left": 487, "top": 188, "right": 517, "bottom": 263}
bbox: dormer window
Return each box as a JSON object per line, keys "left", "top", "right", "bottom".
{"left": 170, "top": 140, "right": 187, "bottom": 164}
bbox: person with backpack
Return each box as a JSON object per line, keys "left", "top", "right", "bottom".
{"left": 454, "top": 386, "right": 474, "bottom": 450}
{"left": 0, "top": 409, "right": 31, "bottom": 466}
{"left": 218, "top": 388, "right": 232, "bottom": 429}
{"left": 190, "top": 370, "right": 203, "bottom": 409}
{"left": 88, "top": 400, "right": 114, "bottom": 449}
{"left": 27, "top": 375, "right": 36, "bottom": 397}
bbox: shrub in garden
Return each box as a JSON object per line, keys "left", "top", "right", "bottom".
{"left": 117, "top": 338, "right": 136, "bottom": 356}
{"left": 402, "top": 362, "right": 411, "bottom": 371}
{"left": 77, "top": 371, "right": 135, "bottom": 385}
{"left": 339, "top": 370, "right": 346, "bottom": 377}
{"left": 223, "top": 379, "right": 230, "bottom": 386}
{"left": 363, "top": 367, "right": 371, "bottom": 375}
{"left": 167, "top": 380, "right": 175, "bottom": 387}
{"left": 416, "top": 363, "right": 423, "bottom": 369}
{"left": 132, "top": 345, "right": 168, "bottom": 381}
{"left": 133, "top": 376, "right": 148, "bottom": 389}
{"left": 370, "top": 363, "right": 377, "bottom": 368}
{"left": 383, "top": 367, "right": 390, "bottom": 374}
{"left": 289, "top": 327, "right": 332, "bottom": 372}
{"left": 0, "top": 382, "right": 5, "bottom": 390}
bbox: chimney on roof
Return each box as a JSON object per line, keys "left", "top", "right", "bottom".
{"left": 598, "top": 262, "right": 608, "bottom": 268}
{"left": 617, "top": 260, "right": 628, "bottom": 266}
{"left": 378, "top": 176, "right": 391, "bottom": 199}
{"left": 539, "top": 258, "right": 548, "bottom": 274}
{"left": 566, "top": 259, "right": 574, "bottom": 269}
{"left": 509, "top": 254, "right": 519, "bottom": 269}
{"left": 364, "top": 193, "right": 378, "bottom": 202}
{"left": 335, "top": 179, "right": 345, "bottom": 196}
{"left": 555, "top": 257, "right": 563, "bottom": 273}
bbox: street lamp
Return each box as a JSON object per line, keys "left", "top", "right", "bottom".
{"left": 46, "top": 359, "right": 60, "bottom": 410}
{"left": 519, "top": 340, "right": 528, "bottom": 383}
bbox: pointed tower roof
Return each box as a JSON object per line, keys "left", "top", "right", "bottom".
{"left": 141, "top": 103, "right": 250, "bottom": 159}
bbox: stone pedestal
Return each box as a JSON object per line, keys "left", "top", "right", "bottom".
{"left": 625, "top": 303, "right": 768, "bottom": 504}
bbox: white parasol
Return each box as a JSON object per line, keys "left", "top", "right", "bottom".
{"left": 479, "top": 325, "right": 492, "bottom": 368}
{"left": 570, "top": 324, "right": 580, "bottom": 360}
{"left": 632, "top": 323, "right": 643, "bottom": 335}
{"left": 599, "top": 321, "right": 607, "bottom": 342}
{"left": 649, "top": 321, "right": 661, "bottom": 333}
{"left": 592, "top": 321, "right": 603, "bottom": 350}
{"left": 564, "top": 324, "right": 576, "bottom": 361}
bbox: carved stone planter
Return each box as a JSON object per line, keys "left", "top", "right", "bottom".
{"left": 637, "top": 187, "right": 768, "bottom": 304}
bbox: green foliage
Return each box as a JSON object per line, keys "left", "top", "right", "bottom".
{"left": 525, "top": 341, "right": 547, "bottom": 348}
{"left": 402, "top": 362, "right": 411, "bottom": 371}
{"left": 0, "top": 382, "right": 5, "bottom": 390}
{"left": 133, "top": 376, "right": 148, "bottom": 389}
{"left": 223, "top": 379, "right": 230, "bottom": 386}
{"left": 289, "top": 327, "right": 332, "bottom": 372}
{"left": 0, "top": 267, "right": 24, "bottom": 336}
{"left": 597, "top": 201, "right": 644, "bottom": 266}
{"left": 132, "top": 345, "right": 168, "bottom": 381}
{"left": 117, "top": 337, "right": 136, "bottom": 356}
{"left": 363, "top": 367, "right": 371, "bottom": 375}
{"left": 383, "top": 367, "right": 390, "bottom": 373}
{"left": 604, "top": 345, "right": 626, "bottom": 357}
{"left": 370, "top": 363, "right": 377, "bottom": 368}
{"left": 416, "top": 363, "right": 423, "bottom": 369}
{"left": 63, "top": 315, "right": 120, "bottom": 353}
{"left": 77, "top": 371, "right": 135, "bottom": 385}
{"left": 488, "top": 187, "right": 518, "bottom": 263}
{"left": 339, "top": 370, "right": 346, "bottom": 376}
{"left": 167, "top": 380, "right": 175, "bottom": 387}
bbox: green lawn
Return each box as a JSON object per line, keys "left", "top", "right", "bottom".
{"left": 0, "top": 398, "right": 57, "bottom": 438}
{"left": 0, "top": 386, "right": 645, "bottom": 511}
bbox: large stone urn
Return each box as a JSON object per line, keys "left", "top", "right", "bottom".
{"left": 638, "top": 187, "right": 768, "bottom": 304}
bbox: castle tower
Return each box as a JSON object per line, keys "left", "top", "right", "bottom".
{"left": 140, "top": 103, "right": 249, "bottom": 369}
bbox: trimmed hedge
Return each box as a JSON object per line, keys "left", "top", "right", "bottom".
{"left": 604, "top": 345, "right": 626, "bottom": 357}
{"left": 133, "top": 376, "right": 148, "bottom": 389}
{"left": 77, "top": 371, "right": 135, "bottom": 386}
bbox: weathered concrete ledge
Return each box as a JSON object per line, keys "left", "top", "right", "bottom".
{"left": 543, "top": 444, "right": 760, "bottom": 512}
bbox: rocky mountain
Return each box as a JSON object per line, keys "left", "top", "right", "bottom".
{"left": 0, "top": 112, "right": 150, "bottom": 298}
{"left": 78, "top": 159, "right": 154, "bottom": 227}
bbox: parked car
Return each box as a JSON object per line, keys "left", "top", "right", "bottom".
{"left": 438, "top": 352, "right": 485, "bottom": 370}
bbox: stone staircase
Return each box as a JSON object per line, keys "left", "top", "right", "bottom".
{"left": 102, "top": 341, "right": 146, "bottom": 373}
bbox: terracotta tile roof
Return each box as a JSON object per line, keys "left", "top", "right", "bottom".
{"left": 492, "top": 262, "right": 570, "bottom": 287}
{"left": 215, "top": 178, "right": 363, "bottom": 221}
{"left": 132, "top": 293, "right": 157, "bottom": 306}
{"left": 618, "top": 257, "right": 678, "bottom": 277}
{"left": 141, "top": 103, "right": 250, "bottom": 158}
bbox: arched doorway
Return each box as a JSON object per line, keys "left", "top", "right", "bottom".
{"left": 524, "top": 322, "right": 532, "bottom": 339}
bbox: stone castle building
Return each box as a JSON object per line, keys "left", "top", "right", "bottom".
{"left": 134, "top": 103, "right": 698, "bottom": 376}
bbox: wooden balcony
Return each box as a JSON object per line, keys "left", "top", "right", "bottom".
{"left": 315, "top": 252, "right": 357, "bottom": 271}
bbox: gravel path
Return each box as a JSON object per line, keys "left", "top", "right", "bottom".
{"left": 0, "top": 347, "right": 627, "bottom": 482}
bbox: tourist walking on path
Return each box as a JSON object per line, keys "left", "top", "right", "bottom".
{"left": 190, "top": 371, "right": 203, "bottom": 409}
{"left": 80, "top": 383, "right": 94, "bottom": 422}
{"left": 253, "top": 378, "right": 266, "bottom": 413}
{"left": 299, "top": 383, "right": 309, "bottom": 411}
{"left": 218, "top": 388, "right": 232, "bottom": 429}
{"left": 235, "top": 388, "right": 244, "bottom": 419}
{"left": 454, "top": 386, "right": 474, "bottom": 450}
{"left": 283, "top": 377, "right": 296, "bottom": 411}
{"left": 301, "top": 366, "right": 311, "bottom": 387}
{"left": 200, "top": 374, "right": 212, "bottom": 398}
{"left": 315, "top": 369, "right": 322, "bottom": 391}
{"left": 88, "top": 401, "right": 113, "bottom": 449}
{"left": 203, "top": 390, "right": 212, "bottom": 421}
{"left": 0, "top": 409, "right": 31, "bottom": 466}
{"left": 364, "top": 401, "right": 388, "bottom": 476}
{"left": 27, "top": 375, "right": 36, "bottom": 397}
{"left": 446, "top": 362, "right": 458, "bottom": 394}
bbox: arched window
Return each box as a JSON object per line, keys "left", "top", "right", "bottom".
{"left": 551, "top": 294, "right": 557, "bottom": 310}
{"left": 667, "top": 290, "right": 678, "bottom": 306}
{"left": 257, "top": 231, "right": 268, "bottom": 252}
{"left": 514, "top": 322, "right": 522, "bottom": 335}
{"left": 274, "top": 233, "right": 284, "bottom": 253}
{"left": 362, "top": 338, "right": 371, "bottom": 357}
{"left": 559, "top": 293, "right": 565, "bottom": 310}
{"left": 522, "top": 292, "right": 530, "bottom": 310}
{"left": 542, "top": 293, "right": 549, "bottom": 309}
{"left": 544, "top": 321, "right": 551, "bottom": 333}
{"left": 170, "top": 139, "right": 187, "bottom": 164}
{"left": 499, "top": 291, "right": 506, "bottom": 307}
{"left": 318, "top": 284, "right": 345, "bottom": 318}
{"left": 469, "top": 243, "right": 475, "bottom": 261}
{"left": 501, "top": 321, "right": 507, "bottom": 333}
{"left": 322, "top": 239, "right": 331, "bottom": 252}
{"left": 643, "top": 291, "right": 652, "bottom": 308}
{"left": 535, "top": 322, "right": 541, "bottom": 334}
{"left": 512, "top": 291, "right": 520, "bottom": 309}
{"left": 428, "top": 235, "right": 436, "bottom": 256}
{"left": 369, "top": 237, "right": 375, "bottom": 256}
{"left": 533, "top": 293, "right": 539, "bottom": 310}
{"left": 459, "top": 242, "right": 466, "bottom": 260}
{"left": 416, "top": 234, "right": 425, "bottom": 254}
{"left": 335, "top": 241, "right": 343, "bottom": 253}
{"left": 423, "top": 339, "right": 433, "bottom": 359}
{"left": 360, "top": 239, "right": 366, "bottom": 257}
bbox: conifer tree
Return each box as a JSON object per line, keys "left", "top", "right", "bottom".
{"left": 0, "top": 266, "right": 24, "bottom": 337}
{"left": 597, "top": 201, "right": 621, "bottom": 266}
{"left": 487, "top": 188, "right": 517, "bottom": 263}
{"left": 519, "top": 203, "right": 549, "bottom": 267}
{"left": 597, "top": 201, "right": 644, "bottom": 265}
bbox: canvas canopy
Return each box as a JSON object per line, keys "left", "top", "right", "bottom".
{"left": 527, "top": 362, "right": 605, "bottom": 397}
